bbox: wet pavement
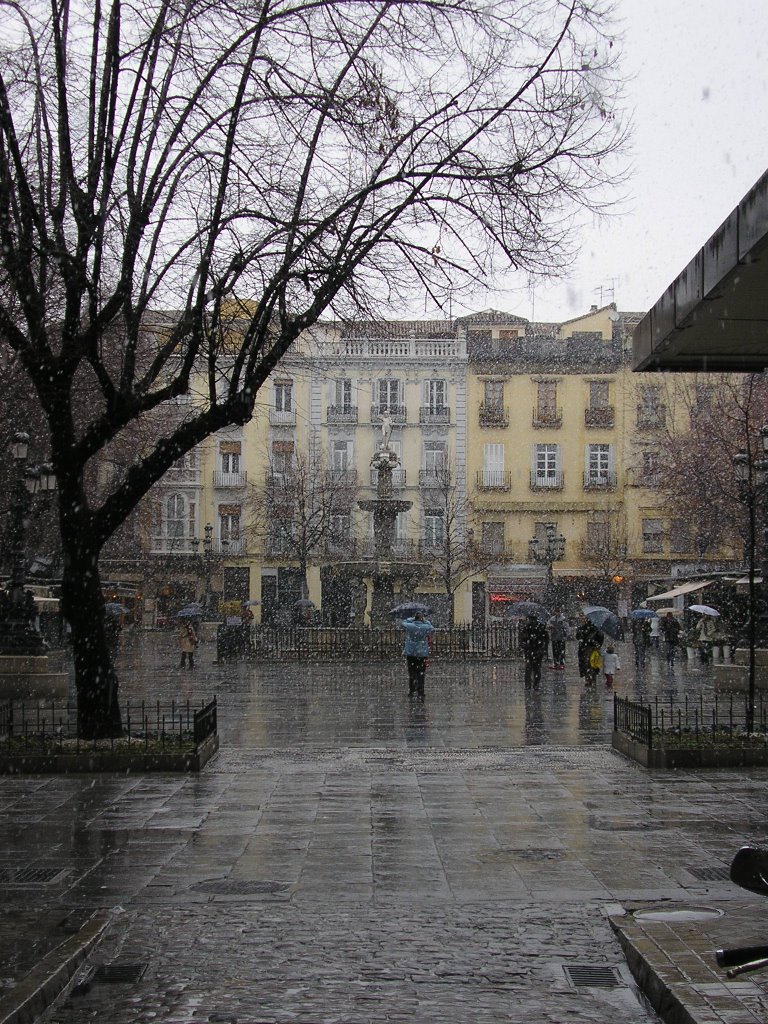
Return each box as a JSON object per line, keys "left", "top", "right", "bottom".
{"left": 1, "top": 637, "right": 767, "bottom": 1023}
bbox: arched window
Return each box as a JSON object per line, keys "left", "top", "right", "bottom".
{"left": 167, "top": 494, "right": 186, "bottom": 539}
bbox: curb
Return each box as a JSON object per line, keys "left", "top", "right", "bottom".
{"left": 0, "top": 911, "right": 111, "bottom": 1024}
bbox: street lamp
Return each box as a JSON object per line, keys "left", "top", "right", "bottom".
{"left": 529, "top": 523, "right": 566, "bottom": 602}
{"left": 0, "top": 433, "right": 57, "bottom": 655}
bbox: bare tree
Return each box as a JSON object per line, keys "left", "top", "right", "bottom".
{"left": 248, "top": 449, "right": 359, "bottom": 603}
{"left": 0, "top": 0, "right": 626, "bottom": 734}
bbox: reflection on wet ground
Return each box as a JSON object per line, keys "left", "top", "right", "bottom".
{"left": 111, "top": 634, "right": 719, "bottom": 749}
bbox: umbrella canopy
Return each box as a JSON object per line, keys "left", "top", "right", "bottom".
{"left": 389, "top": 602, "right": 431, "bottom": 617}
{"left": 688, "top": 604, "right": 720, "bottom": 617}
{"left": 582, "top": 605, "right": 621, "bottom": 638}
{"left": 242, "top": 599, "right": 261, "bottom": 606}
{"left": 292, "top": 598, "right": 315, "bottom": 608}
{"left": 104, "top": 602, "right": 129, "bottom": 616}
{"left": 654, "top": 607, "right": 683, "bottom": 617}
{"left": 629, "top": 608, "right": 656, "bottom": 619}
{"left": 504, "top": 601, "right": 550, "bottom": 622}
{"left": 176, "top": 604, "right": 203, "bottom": 618}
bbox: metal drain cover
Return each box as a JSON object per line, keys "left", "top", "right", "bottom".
{"left": 0, "top": 867, "right": 68, "bottom": 885}
{"left": 688, "top": 866, "right": 731, "bottom": 882}
{"left": 92, "top": 963, "right": 147, "bottom": 984}
{"left": 191, "top": 879, "right": 289, "bottom": 895}
{"left": 564, "top": 965, "right": 622, "bottom": 989}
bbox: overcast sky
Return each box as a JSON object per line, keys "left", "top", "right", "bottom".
{"left": 454, "top": 0, "right": 768, "bottom": 324}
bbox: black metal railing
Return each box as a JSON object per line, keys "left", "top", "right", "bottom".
{"left": 614, "top": 693, "right": 768, "bottom": 748}
{"left": 249, "top": 624, "right": 519, "bottom": 660}
{"left": 0, "top": 698, "right": 217, "bottom": 752}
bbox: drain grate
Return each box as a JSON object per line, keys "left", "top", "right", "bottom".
{"left": 92, "top": 963, "right": 147, "bottom": 985}
{"left": 191, "top": 879, "right": 289, "bottom": 895}
{"left": 564, "top": 965, "right": 622, "bottom": 989}
{"left": 0, "top": 866, "right": 68, "bottom": 885}
{"left": 688, "top": 866, "right": 731, "bottom": 882}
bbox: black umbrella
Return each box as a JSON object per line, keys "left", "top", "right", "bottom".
{"left": 582, "top": 605, "right": 621, "bottom": 639}
{"left": 293, "top": 598, "right": 315, "bottom": 608}
{"left": 390, "top": 602, "right": 431, "bottom": 617}
{"left": 504, "top": 601, "right": 549, "bottom": 622}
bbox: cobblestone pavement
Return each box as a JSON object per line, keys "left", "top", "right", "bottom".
{"left": 1, "top": 638, "right": 766, "bottom": 1023}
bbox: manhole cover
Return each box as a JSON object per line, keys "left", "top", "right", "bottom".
{"left": 688, "top": 866, "right": 731, "bottom": 882}
{"left": 634, "top": 906, "right": 724, "bottom": 923}
{"left": 91, "top": 963, "right": 147, "bottom": 985}
{"left": 564, "top": 965, "right": 622, "bottom": 989}
{"left": 191, "top": 879, "right": 289, "bottom": 895}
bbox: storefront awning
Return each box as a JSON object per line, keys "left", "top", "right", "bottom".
{"left": 646, "top": 580, "right": 712, "bottom": 602}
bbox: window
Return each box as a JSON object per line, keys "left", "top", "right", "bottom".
{"left": 274, "top": 380, "right": 293, "bottom": 412}
{"left": 220, "top": 449, "right": 240, "bottom": 475}
{"left": 378, "top": 378, "right": 400, "bottom": 413}
{"left": 482, "top": 522, "right": 504, "bottom": 555}
{"left": 642, "top": 450, "right": 659, "bottom": 484}
{"left": 329, "top": 512, "right": 351, "bottom": 543}
{"left": 219, "top": 505, "right": 241, "bottom": 542}
{"left": 586, "top": 519, "right": 609, "bottom": 553}
{"left": 425, "top": 379, "right": 447, "bottom": 412}
{"left": 271, "top": 440, "right": 294, "bottom": 480}
{"left": 484, "top": 380, "right": 504, "bottom": 408}
{"left": 589, "top": 380, "right": 609, "bottom": 408}
{"left": 332, "top": 440, "right": 353, "bottom": 470}
{"left": 537, "top": 381, "right": 557, "bottom": 415}
{"left": 532, "top": 444, "right": 560, "bottom": 486}
{"left": 423, "top": 440, "right": 446, "bottom": 474}
{"left": 642, "top": 518, "right": 663, "bottom": 554}
{"left": 167, "top": 494, "right": 186, "bottom": 539}
{"left": 669, "top": 519, "right": 692, "bottom": 553}
{"left": 424, "top": 508, "right": 444, "bottom": 546}
{"left": 334, "top": 378, "right": 352, "bottom": 413}
{"left": 586, "top": 443, "right": 613, "bottom": 481}
{"left": 482, "top": 443, "right": 505, "bottom": 487}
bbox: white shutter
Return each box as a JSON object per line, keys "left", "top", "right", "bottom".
{"left": 483, "top": 443, "right": 504, "bottom": 486}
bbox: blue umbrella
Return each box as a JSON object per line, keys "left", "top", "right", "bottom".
{"left": 629, "top": 608, "right": 657, "bottom": 619}
{"left": 390, "top": 602, "right": 431, "bottom": 617}
{"left": 104, "top": 602, "right": 129, "bottom": 616}
{"left": 582, "top": 605, "right": 621, "bottom": 638}
{"left": 177, "top": 604, "right": 203, "bottom": 618}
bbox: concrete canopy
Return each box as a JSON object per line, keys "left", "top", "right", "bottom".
{"left": 633, "top": 168, "right": 768, "bottom": 372}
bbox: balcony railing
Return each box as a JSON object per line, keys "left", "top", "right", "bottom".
{"left": 150, "top": 536, "right": 198, "bottom": 555}
{"left": 629, "top": 470, "right": 661, "bottom": 489}
{"left": 370, "top": 404, "right": 407, "bottom": 424}
{"left": 265, "top": 471, "right": 295, "bottom": 488}
{"left": 266, "top": 537, "right": 293, "bottom": 556}
{"left": 212, "top": 471, "right": 247, "bottom": 488}
{"left": 636, "top": 404, "right": 667, "bottom": 430}
{"left": 325, "top": 468, "right": 358, "bottom": 487}
{"left": 269, "top": 408, "right": 296, "bottom": 426}
{"left": 419, "top": 406, "right": 450, "bottom": 424}
{"left": 160, "top": 466, "right": 201, "bottom": 485}
{"left": 583, "top": 471, "right": 617, "bottom": 491}
{"left": 532, "top": 406, "right": 563, "bottom": 429}
{"left": 478, "top": 403, "right": 509, "bottom": 428}
{"left": 476, "top": 470, "right": 511, "bottom": 491}
{"left": 478, "top": 542, "right": 518, "bottom": 561}
{"left": 585, "top": 405, "right": 615, "bottom": 428}
{"left": 530, "top": 470, "right": 564, "bottom": 491}
{"left": 327, "top": 405, "right": 358, "bottom": 424}
{"left": 419, "top": 467, "right": 450, "bottom": 487}
{"left": 213, "top": 537, "right": 246, "bottom": 555}
{"left": 370, "top": 468, "right": 406, "bottom": 488}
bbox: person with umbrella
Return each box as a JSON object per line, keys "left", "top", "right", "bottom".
{"left": 576, "top": 614, "right": 604, "bottom": 682}
{"left": 548, "top": 609, "right": 569, "bottom": 670}
{"left": 398, "top": 609, "right": 434, "bottom": 697}
{"left": 177, "top": 614, "right": 199, "bottom": 669}
{"left": 659, "top": 611, "right": 681, "bottom": 667}
{"left": 631, "top": 614, "right": 652, "bottom": 668}
{"left": 519, "top": 612, "right": 549, "bottom": 688}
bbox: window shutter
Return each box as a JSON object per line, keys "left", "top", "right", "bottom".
{"left": 220, "top": 441, "right": 241, "bottom": 455}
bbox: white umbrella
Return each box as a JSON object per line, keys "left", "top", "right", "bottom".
{"left": 688, "top": 604, "right": 720, "bottom": 617}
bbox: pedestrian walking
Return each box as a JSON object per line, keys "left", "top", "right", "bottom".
{"left": 659, "top": 612, "right": 681, "bottom": 666}
{"left": 602, "top": 645, "right": 620, "bottom": 687}
{"left": 178, "top": 619, "right": 198, "bottom": 669}
{"left": 519, "top": 613, "right": 549, "bottom": 688}
{"left": 549, "top": 611, "right": 568, "bottom": 670}
{"left": 399, "top": 611, "right": 434, "bottom": 696}
{"left": 649, "top": 614, "right": 660, "bottom": 649}
{"left": 576, "top": 615, "right": 604, "bottom": 680}
{"left": 631, "top": 617, "right": 651, "bottom": 667}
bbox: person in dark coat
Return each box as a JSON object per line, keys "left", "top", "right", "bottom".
{"left": 399, "top": 611, "right": 434, "bottom": 696}
{"left": 659, "top": 612, "right": 681, "bottom": 666}
{"left": 576, "top": 616, "right": 604, "bottom": 680}
{"left": 549, "top": 611, "right": 568, "bottom": 670}
{"left": 632, "top": 617, "right": 652, "bottom": 667}
{"left": 519, "top": 613, "right": 548, "bottom": 688}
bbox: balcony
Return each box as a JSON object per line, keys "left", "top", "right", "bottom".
{"left": 150, "top": 535, "right": 198, "bottom": 555}
{"left": 325, "top": 468, "right": 358, "bottom": 487}
{"left": 214, "top": 537, "right": 246, "bottom": 555}
{"left": 532, "top": 406, "right": 563, "bottom": 429}
{"left": 636, "top": 404, "right": 667, "bottom": 430}
{"left": 585, "top": 405, "right": 615, "bottom": 428}
{"left": 419, "top": 467, "right": 450, "bottom": 487}
{"left": 327, "top": 404, "right": 358, "bottom": 424}
{"left": 265, "top": 471, "right": 294, "bottom": 488}
{"left": 476, "top": 470, "right": 511, "bottom": 491}
{"left": 370, "top": 404, "right": 407, "bottom": 424}
{"left": 160, "top": 465, "right": 201, "bottom": 485}
{"left": 212, "top": 471, "right": 247, "bottom": 488}
{"left": 266, "top": 536, "right": 292, "bottom": 557}
{"left": 530, "top": 470, "right": 564, "bottom": 491}
{"left": 583, "top": 471, "right": 617, "bottom": 491}
{"left": 269, "top": 407, "right": 296, "bottom": 426}
{"left": 478, "top": 403, "right": 509, "bottom": 428}
{"left": 370, "top": 468, "right": 406, "bottom": 488}
{"left": 628, "top": 469, "right": 661, "bottom": 489}
{"left": 478, "top": 542, "right": 518, "bottom": 561}
{"left": 419, "top": 406, "right": 450, "bottom": 425}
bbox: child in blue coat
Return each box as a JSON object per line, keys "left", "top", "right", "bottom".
{"left": 399, "top": 611, "right": 434, "bottom": 696}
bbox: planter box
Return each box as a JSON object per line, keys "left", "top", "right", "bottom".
{"left": 0, "top": 732, "right": 218, "bottom": 775}
{"left": 612, "top": 729, "right": 768, "bottom": 769}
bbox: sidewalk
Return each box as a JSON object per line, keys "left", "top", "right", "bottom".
{"left": 0, "top": 640, "right": 765, "bottom": 1024}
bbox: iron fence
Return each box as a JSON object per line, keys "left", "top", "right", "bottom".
{"left": 250, "top": 624, "right": 518, "bottom": 661}
{"left": 614, "top": 693, "right": 768, "bottom": 747}
{"left": 0, "top": 697, "right": 217, "bottom": 752}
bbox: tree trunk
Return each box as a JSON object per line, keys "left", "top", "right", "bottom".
{"left": 59, "top": 502, "right": 122, "bottom": 739}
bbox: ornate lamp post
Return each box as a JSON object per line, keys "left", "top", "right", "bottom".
{"left": 528, "top": 523, "right": 565, "bottom": 603}
{"left": 0, "top": 432, "right": 57, "bottom": 655}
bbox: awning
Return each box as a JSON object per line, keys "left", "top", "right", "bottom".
{"left": 731, "top": 575, "right": 763, "bottom": 586}
{"left": 646, "top": 580, "right": 712, "bottom": 602}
